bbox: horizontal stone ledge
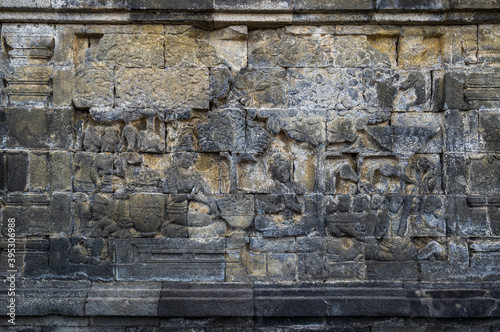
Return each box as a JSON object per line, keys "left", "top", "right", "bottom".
{"left": 1, "top": 281, "right": 499, "bottom": 318}
{"left": 1, "top": 9, "right": 500, "bottom": 25}
{"left": 3, "top": 0, "right": 500, "bottom": 12}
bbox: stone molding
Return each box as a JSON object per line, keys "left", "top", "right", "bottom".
{"left": 1, "top": 280, "right": 500, "bottom": 318}
{"left": 1, "top": 1, "right": 500, "bottom": 26}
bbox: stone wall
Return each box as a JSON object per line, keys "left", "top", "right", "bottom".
{"left": 1, "top": 1, "right": 500, "bottom": 330}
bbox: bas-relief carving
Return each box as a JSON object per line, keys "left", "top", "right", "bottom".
{"left": 3, "top": 23, "right": 500, "bottom": 283}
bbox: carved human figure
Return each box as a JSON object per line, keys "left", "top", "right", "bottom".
{"left": 101, "top": 127, "right": 120, "bottom": 152}
{"left": 161, "top": 152, "right": 223, "bottom": 237}
{"left": 83, "top": 125, "right": 104, "bottom": 152}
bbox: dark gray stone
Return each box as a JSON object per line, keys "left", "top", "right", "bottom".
{"left": 49, "top": 237, "right": 114, "bottom": 280}
{"left": 443, "top": 154, "right": 467, "bottom": 194}
{"left": 296, "top": 0, "right": 373, "bottom": 10}
{"left": 128, "top": 0, "right": 213, "bottom": 10}
{"left": 366, "top": 261, "right": 418, "bottom": 281}
{"left": 443, "top": 72, "right": 466, "bottom": 110}
{"left": 6, "top": 151, "right": 28, "bottom": 192}
{"left": 159, "top": 283, "right": 254, "bottom": 317}
{"left": 115, "top": 238, "right": 225, "bottom": 281}
{"left": 86, "top": 282, "right": 161, "bottom": 316}
{"left": 0, "top": 280, "right": 90, "bottom": 316}
{"left": 254, "top": 283, "right": 327, "bottom": 317}
{"left": 255, "top": 194, "right": 319, "bottom": 237}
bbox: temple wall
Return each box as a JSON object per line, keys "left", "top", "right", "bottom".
{"left": 1, "top": 1, "right": 500, "bottom": 330}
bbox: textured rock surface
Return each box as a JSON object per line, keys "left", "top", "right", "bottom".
{"left": 1, "top": 4, "right": 500, "bottom": 329}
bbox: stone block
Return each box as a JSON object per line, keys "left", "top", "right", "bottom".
{"left": 230, "top": 67, "right": 288, "bottom": 108}
{"left": 398, "top": 26, "right": 477, "bottom": 69}
{"left": 254, "top": 283, "right": 327, "bottom": 317}
{"left": 53, "top": 67, "right": 74, "bottom": 106}
{"left": 479, "top": 25, "right": 500, "bottom": 64}
{"left": 468, "top": 239, "right": 500, "bottom": 280}
{"left": 297, "top": 237, "right": 325, "bottom": 253}
{"left": 391, "top": 112, "right": 443, "bottom": 154}
{"left": 248, "top": 27, "right": 335, "bottom": 68}
{"left": 53, "top": 0, "right": 126, "bottom": 9}
{"left": 243, "top": 251, "right": 267, "bottom": 277}
{"left": 267, "top": 253, "right": 296, "bottom": 279}
{"left": 197, "top": 108, "right": 246, "bottom": 152}
{"left": 86, "top": 282, "right": 161, "bottom": 316}
{"left": 443, "top": 154, "right": 468, "bottom": 195}
{"left": 165, "top": 25, "right": 247, "bottom": 70}
{"left": 0, "top": 238, "right": 50, "bottom": 278}
{"left": 326, "top": 109, "right": 392, "bottom": 155}
{"left": 217, "top": 195, "right": 255, "bottom": 233}
{"left": 115, "top": 238, "right": 225, "bottom": 281}
{"left": 490, "top": 197, "right": 500, "bottom": 236}
{"left": 216, "top": 0, "right": 292, "bottom": 10}
{"left": 366, "top": 261, "right": 418, "bottom": 281}
{"left": 289, "top": 68, "right": 364, "bottom": 109}
{"left": 0, "top": 0, "right": 51, "bottom": 8}
{"left": 364, "top": 70, "right": 431, "bottom": 111}
{"left": 335, "top": 35, "right": 395, "bottom": 68}
{"left": 297, "top": 253, "right": 326, "bottom": 280}
{"left": 73, "top": 68, "right": 114, "bottom": 109}
{"left": 255, "top": 108, "right": 325, "bottom": 149}
{"left": 3, "top": 65, "right": 52, "bottom": 107}
{"left": 326, "top": 238, "right": 365, "bottom": 261}
{"left": 28, "top": 152, "right": 48, "bottom": 191}
{"left": 250, "top": 238, "right": 296, "bottom": 253}
{"left": 376, "top": 0, "right": 447, "bottom": 9}
{"left": 325, "top": 261, "right": 366, "bottom": 280}
{"left": 463, "top": 69, "right": 500, "bottom": 110}
{"left": 5, "top": 108, "right": 73, "bottom": 149}
{"left": 127, "top": 0, "right": 213, "bottom": 10}
{"left": 49, "top": 236, "right": 114, "bottom": 280}
{"left": 0, "top": 280, "right": 90, "bottom": 316}
{"left": 296, "top": 0, "right": 373, "bottom": 10}
{"left": 469, "top": 154, "right": 500, "bottom": 194}
{"left": 326, "top": 283, "right": 410, "bottom": 317}
{"left": 84, "top": 32, "right": 164, "bottom": 68}
{"left": 479, "top": 110, "right": 500, "bottom": 152}
{"left": 116, "top": 68, "right": 209, "bottom": 109}
{"left": 255, "top": 194, "right": 318, "bottom": 237}
{"left": 444, "top": 110, "right": 479, "bottom": 153}
{"left": 6, "top": 151, "right": 28, "bottom": 192}
{"left": 50, "top": 151, "right": 72, "bottom": 191}
{"left": 442, "top": 71, "right": 466, "bottom": 110}
{"left": 409, "top": 287, "right": 497, "bottom": 317}
{"left": 159, "top": 283, "right": 254, "bottom": 317}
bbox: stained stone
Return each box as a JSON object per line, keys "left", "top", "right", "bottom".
{"left": 3, "top": 15, "right": 500, "bottom": 327}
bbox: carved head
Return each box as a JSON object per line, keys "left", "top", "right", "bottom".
{"left": 269, "top": 154, "right": 291, "bottom": 183}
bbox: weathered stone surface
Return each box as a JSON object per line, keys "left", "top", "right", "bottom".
{"left": 3, "top": 18, "right": 500, "bottom": 326}
{"left": 469, "top": 154, "right": 500, "bottom": 194}
{"left": 116, "top": 68, "right": 209, "bottom": 109}
{"left": 73, "top": 68, "right": 114, "bottom": 109}
{"left": 165, "top": 25, "right": 247, "bottom": 70}
{"left": 86, "top": 282, "right": 161, "bottom": 316}
{"left": 229, "top": 67, "right": 287, "bottom": 108}
{"left": 0, "top": 280, "right": 90, "bottom": 316}
{"left": 5, "top": 108, "right": 73, "bottom": 149}
{"left": 479, "top": 25, "right": 500, "bottom": 64}
{"left": 249, "top": 27, "right": 335, "bottom": 68}
{"left": 255, "top": 194, "right": 318, "bottom": 237}
{"left": 81, "top": 28, "right": 164, "bottom": 68}
{"left": 115, "top": 238, "right": 225, "bottom": 281}
{"left": 364, "top": 70, "right": 431, "bottom": 111}
{"left": 159, "top": 283, "right": 254, "bottom": 317}
{"left": 398, "top": 26, "right": 477, "bottom": 69}
{"left": 289, "top": 68, "right": 364, "bottom": 109}
{"left": 442, "top": 69, "right": 500, "bottom": 110}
